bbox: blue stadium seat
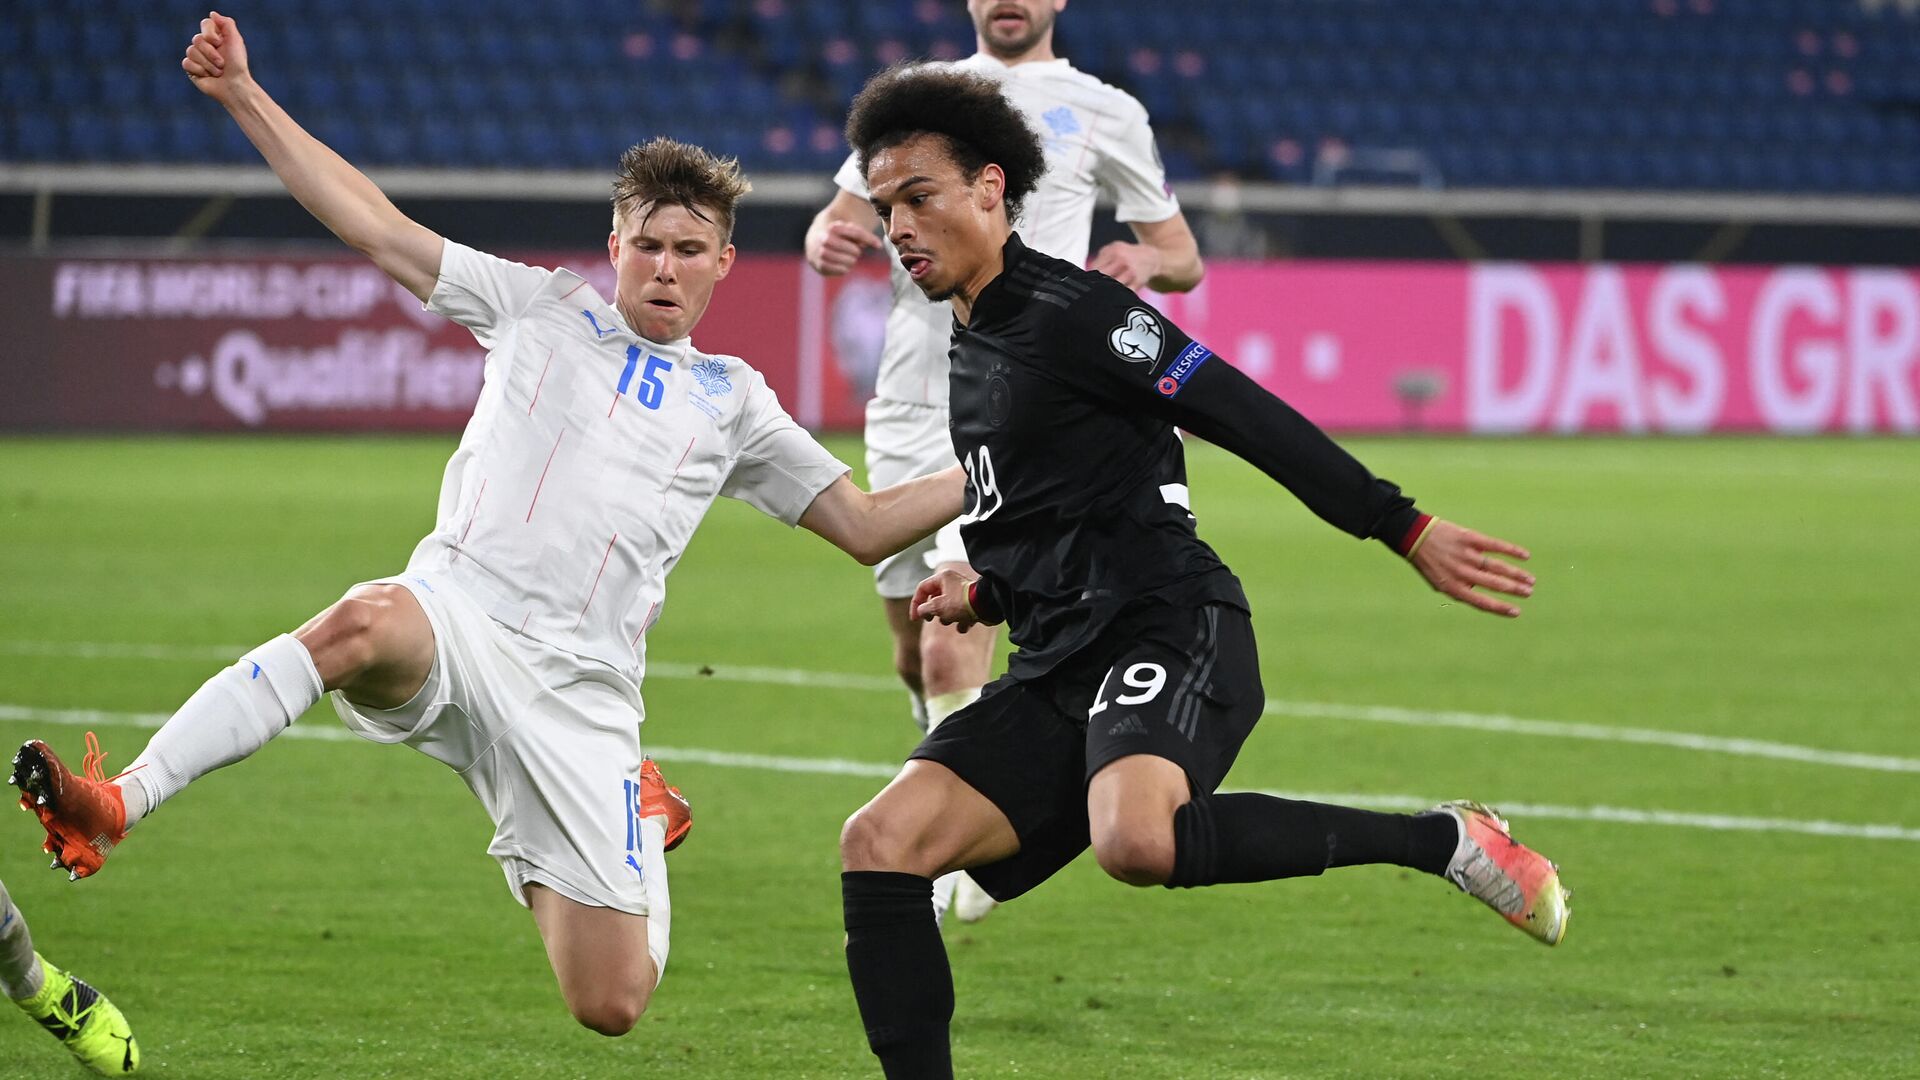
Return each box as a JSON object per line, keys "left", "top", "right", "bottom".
{"left": 145, "top": 67, "right": 197, "bottom": 110}
{"left": 47, "top": 68, "right": 94, "bottom": 109}
{"left": 296, "top": 71, "right": 343, "bottom": 113}
{"left": 418, "top": 116, "right": 466, "bottom": 167}
{"left": 7, "top": 110, "right": 62, "bottom": 161}
{"left": 0, "top": 69, "right": 39, "bottom": 108}
{"left": 29, "top": 16, "right": 65, "bottom": 60}
{"left": 422, "top": 28, "right": 471, "bottom": 67}
{"left": 468, "top": 118, "right": 511, "bottom": 167}
{"left": 309, "top": 115, "right": 363, "bottom": 164}
{"left": 64, "top": 109, "right": 115, "bottom": 162}
{"left": 110, "top": 111, "right": 161, "bottom": 161}
{"left": 8, "top": 0, "right": 1919, "bottom": 194}
{"left": 164, "top": 114, "right": 214, "bottom": 162}
{"left": 364, "top": 121, "right": 417, "bottom": 167}
{"left": 511, "top": 118, "right": 563, "bottom": 167}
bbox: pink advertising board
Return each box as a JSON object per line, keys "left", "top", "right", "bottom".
{"left": 1151, "top": 261, "right": 1920, "bottom": 434}
{"left": 4, "top": 253, "right": 1916, "bottom": 435}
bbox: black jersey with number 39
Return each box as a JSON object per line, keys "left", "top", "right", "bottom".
{"left": 949, "top": 234, "right": 1425, "bottom": 680}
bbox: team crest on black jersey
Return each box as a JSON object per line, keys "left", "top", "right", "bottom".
{"left": 1108, "top": 308, "right": 1163, "bottom": 364}
{"left": 986, "top": 363, "right": 1014, "bottom": 428}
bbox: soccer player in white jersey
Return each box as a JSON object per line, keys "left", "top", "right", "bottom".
{"left": 10, "top": 12, "right": 964, "bottom": 1038}
{"left": 804, "top": 0, "right": 1205, "bottom": 925}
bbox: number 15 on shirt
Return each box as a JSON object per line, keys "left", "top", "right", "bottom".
{"left": 618, "top": 346, "right": 673, "bottom": 410}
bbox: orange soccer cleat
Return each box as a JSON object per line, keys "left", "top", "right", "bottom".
{"left": 9, "top": 734, "right": 131, "bottom": 881}
{"left": 1436, "top": 800, "right": 1571, "bottom": 946}
{"left": 638, "top": 757, "right": 691, "bottom": 852}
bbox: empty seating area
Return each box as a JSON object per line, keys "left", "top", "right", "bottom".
{"left": 4, "top": 0, "right": 1919, "bottom": 193}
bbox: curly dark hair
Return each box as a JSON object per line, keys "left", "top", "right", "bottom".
{"left": 844, "top": 63, "right": 1046, "bottom": 223}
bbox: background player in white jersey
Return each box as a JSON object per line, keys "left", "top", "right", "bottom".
{"left": 10, "top": 12, "right": 964, "bottom": 1039}
{"left": 804, "top": 0, "right": 1205, "bottom": 925}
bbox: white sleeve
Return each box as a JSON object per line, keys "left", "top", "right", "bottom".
{"left": 832, "top": 150, "right": 869, "bottom": 199}
{"left": 721, "top": 375, "right": 852, "bottom": 525}
{"left": 1096, "top": 96, "right": 1182, "bottom": 225}
{"left": 426, "top": 241, "right": 552, "bottom": 350}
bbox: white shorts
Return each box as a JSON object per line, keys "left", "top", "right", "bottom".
{"left": 865, "top": 397, "right": 970, "bottom": 599}
{"left": 329, "top": 572, "right": 653, "bottom": 916}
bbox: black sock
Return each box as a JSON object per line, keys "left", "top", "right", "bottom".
{"left": 1167, "top": 794, "right": 1459, "bottom": 887}
{"left": 843, "top": 871, "right": 953, "bottom": 1079}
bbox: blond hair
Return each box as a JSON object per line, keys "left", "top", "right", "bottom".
{"left": 611, "top": 137, "right": 752, "bottom": 243}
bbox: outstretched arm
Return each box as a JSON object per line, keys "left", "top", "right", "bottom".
{"left": 1056, "top": 285, "right": 1535, "bottom": 617}
{"left": 184, "top": 12, "right": 441, "bottom": 300}
{"left": 1171, "top": 362, "right": 1535, "bottom": 616}
{"left": 798, "top": 466, "right": 966, "bottom": 566}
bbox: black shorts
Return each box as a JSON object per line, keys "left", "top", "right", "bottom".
{"left": 909, "top": 602, "right": 1263, "bottom": 902}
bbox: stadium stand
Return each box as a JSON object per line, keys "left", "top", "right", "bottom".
{"left": 5, "top": 0, "right": 1920, "bottom": 192}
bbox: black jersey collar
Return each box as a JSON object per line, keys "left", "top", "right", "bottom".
{"left": 960, "top": 231, "right": 1031, "bottom": 329}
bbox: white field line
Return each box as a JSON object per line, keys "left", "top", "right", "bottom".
{"left": 1261, "top": 700, "right": 1920, "bottom": 774}
{"left": 5, "top": 640, "right": 1917, "bottom": 774}
{"left": 0, "top": 701, "right": 1915, "bottom": 843}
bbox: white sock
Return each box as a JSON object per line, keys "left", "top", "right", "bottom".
{"left": 924, "top": 687, "right": 981, "bottom": 731}
{"left": 0, "top": 880, "right": 43, "bottom": 1000}
{"left": 922, "top": 687, "right": 984, "bottom": 925}
{"left": 930, "top": 870, "right": 959, "bottom": 928}
{"left": 638, "top": 818, "right": 671, "bottom": 988}
{"left": 908, "top": 692, "right": 929, "bottom": 733}
{"left": 119, "top": 633, "right": 324, "bottom": 826}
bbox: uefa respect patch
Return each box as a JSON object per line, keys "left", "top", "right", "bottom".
{"left": 1155, "top": 341, "right": 1213, "bottom": 397}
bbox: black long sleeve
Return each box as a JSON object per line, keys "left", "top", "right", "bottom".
{"left": 1158, "top": 355, "right": 1422, "bottom": 549}
{"left": 1052, "top": 278, "right": 1423, "bottom": 552}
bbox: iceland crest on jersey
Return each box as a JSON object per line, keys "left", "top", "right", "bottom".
{"left": 1041, "top": 105, "right": 1082, "bottom": 151}
{"left": 692, "top": 358, "right": 733, "bottom": 397}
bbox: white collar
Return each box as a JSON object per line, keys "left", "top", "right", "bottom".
{"left": 967, "top": 52, "right": 1072, "bottom": 76}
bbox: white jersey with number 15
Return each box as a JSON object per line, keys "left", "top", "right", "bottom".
{"left": 408, "top": 241, "right": 849, "bottom": 689}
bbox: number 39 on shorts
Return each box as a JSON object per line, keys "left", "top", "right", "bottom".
{"left": 1088, "top": 661, "right": 1167, "bottom": 717}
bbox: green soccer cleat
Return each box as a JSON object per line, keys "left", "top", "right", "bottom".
{"left": 1436, "top": 800, "right": 1571, "bottom": 946}
{"left": 11, "top": 954, "right": 139, "bottom": 1074}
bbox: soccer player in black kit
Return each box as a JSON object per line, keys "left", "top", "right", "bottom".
{"left": 835, "top": 65, "right": 1571, "bottom": 1079}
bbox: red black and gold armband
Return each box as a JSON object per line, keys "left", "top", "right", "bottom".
{"left": 1395, "top": 513, "right": 1436, "bottom": 558}
{"left": 965, "top": 578, "right": 1005, "bottom": 626}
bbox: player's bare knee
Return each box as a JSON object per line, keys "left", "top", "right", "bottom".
{"left": 919, "top": 626, "right": 988, "bottom": 696}
{"left": 298, "top": 590, "right": 391, "bottom": 684}
{"left": 1092, "top": 830, "right": 1175, "bottom": 887}
{"left": 918, "top": 642, "right": 967, "bottom": 697}
{"left": 570, "top": 992, "right": 646, "bottom": 1037}
{"left": 839, "top": 807, "right": 886, "bottom": 869}
{"left": 892, "top": 636, "right": 923, "bottom": 691}
{"left": 840, "top": 806, "right": 921, "bottom": 873}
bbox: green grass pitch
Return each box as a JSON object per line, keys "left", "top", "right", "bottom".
{"left": 1, "top": 435, "right": 1915, "bottom": 1078}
